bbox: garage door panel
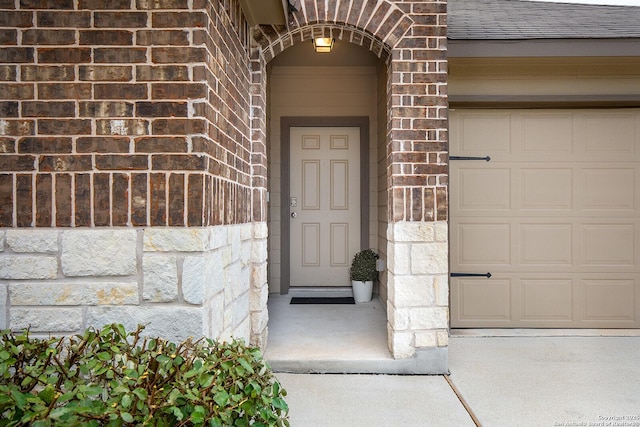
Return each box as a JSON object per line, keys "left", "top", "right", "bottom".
{"left": 521, "top": 279, "right": 573, "bottom": 321}
{"left": 454, "top": 113, "right": 512, "bottom": 156}
{"left": 520, "top": 224, "right": 573, "bottom": 266}
{"left": 583, "top": 279, "right": 636, "bottom": 321}
{"left": 454, "top": 278, "right": 512, "bottom": 321}
{"left": 451, "top": 108, "right": 640, "bottom": 328}
{"left": 581, "top": 223, "right": 635, "bottom": 266}
{"left": 520, "top": 168, "right": 573, "bottom": 210}
{"left": 582, "top": 168, "right": 636, "bottom": 211}
{"left": 456, "top": 167, "right": 511, "bottom": 211}
{"left": 580, "top": 113, "right": 638, "bottom": 159}
{"left": 455, "top": 223, "right": 511, "bottom": 266}
{"left": 520, "top": 113, "right": 574, "bottom": 157}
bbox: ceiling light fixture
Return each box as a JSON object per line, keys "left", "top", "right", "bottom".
{"left": 313, "top": 37, "right": 334, "bottom": 53}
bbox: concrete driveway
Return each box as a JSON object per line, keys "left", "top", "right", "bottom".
{"left": 275, "top": 336, "right": 640, "bottom": 426}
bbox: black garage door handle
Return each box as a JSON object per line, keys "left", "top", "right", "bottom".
{"left": 450, "top": 272, "right": 492, "bottom": 278}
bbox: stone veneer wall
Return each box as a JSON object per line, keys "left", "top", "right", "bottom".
{"left": 0, "top": 1, "right": 269, "bottom": 347}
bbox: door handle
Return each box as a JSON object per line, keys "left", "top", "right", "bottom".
{"left": 291, "top": 212, "right": 297, "bottom": 218}
{"left": 450, "top": 272, "right": 492, "bottom": 278}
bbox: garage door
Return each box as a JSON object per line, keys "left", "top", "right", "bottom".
{"left": 450, "top": 109, "right": 640, "bottom": 328}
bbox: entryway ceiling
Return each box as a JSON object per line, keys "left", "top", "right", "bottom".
{"left": 238, "top": 0, "right": 288, "bottom": 26}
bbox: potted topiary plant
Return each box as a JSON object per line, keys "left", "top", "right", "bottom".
{"left": 349, "top": 249, "right": 379, "bottom": 303}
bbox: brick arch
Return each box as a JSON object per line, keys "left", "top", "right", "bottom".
{"left": 252, "top": 0, "right": 414, "bottom": 62}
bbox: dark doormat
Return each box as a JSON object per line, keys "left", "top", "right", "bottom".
{"left": 290, "top": 297, "right": 355, "bottom": 305}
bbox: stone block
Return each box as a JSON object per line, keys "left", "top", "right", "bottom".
{"left": 410, "top": 242, "right": 448, "bottom": 275}
{"left": 233, "top": 316, "right": 251, "bottom": 342}
{"left": 437, "top": 330, "right": 449, "bottom": 347}
{"left": 0, "top": 256, "right": 58, "bottom": 279}
{"left": 239, "top": 223, "right": 252, "bottom": 241}
{"left": 229, "top": 228, "right": 241, "bottom": 263}
{"left": 409, "top": 307, "right": 449, "bottom": 330}
{"left": 240, "top": 240, "right": 251, "bottom": 267}
{"left": 205, "top": 291, "right": 224, "bottom": 338}
{"left": 250, "top": 282, "right": 268, "bottom": 311}
{"left": 143, "top": 254, "right": 178, "bottom": 302}
{"left": 10, "top": 282, "right": 138, "bottom": 306}
{"left": 434, "top": 274, "right": 449, "bottom": 306}
{"left": 61, "top": 229, "right": 136, "bottom": 276}
{"left": 251, "top": 263, "right": 267, "bottom": 289}
{"left": 393, "top": 275, "right": 435, "bottom": 307}
{"left": 389, "top": 242, "right": 410, "bottom": 274}
{"left": 11, "top": 308, "right": 83, "bottom": 332}
{"left": 415, "top": 331, "right": 437, "bottom": 348}
{"left": 6, "top": 229, "right": 58, "bottom": 253}
{"left": 392, "top": 221, "right": 435, "bottom": 243}
{"left": 209, "top": 226, "right": 227, "bottom": 250}
{"left": 0, "top": 231, "right": 4, "bottom": 251}
{"left": 87, "top": 306, "right": 204, "bottom": 343}
{"left": 251, "top": 239, "right": 267, "bottom": 263}
{"left": 253, "top": 222, "right": 268, "bottom": 239}
{"left": 0, "top": 284, "right": 6, "bottom": 329}
{"left": 182, "top": 255, "right": 205, "bottom": 305}
{"left": 143, "top": 228, "right": 209, "bottom": 252}
{"left": 388, "top": 328, "right": 414, "bottom": 359}
{"left": 387, "top": 303, "right": 409, "bottom": 330}
{"left": 434, "top": 221, "right": 448, "bottom": 242}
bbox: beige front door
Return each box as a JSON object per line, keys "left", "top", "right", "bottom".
{"left": 450, "top": 109, "right": 640, "bottom": 328}
{"left": 289, "top": 127, "right": 361, "bottom": 287}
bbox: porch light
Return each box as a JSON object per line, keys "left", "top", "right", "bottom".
{"left": 313, "top": 37, "right": 334, "bottom": 53}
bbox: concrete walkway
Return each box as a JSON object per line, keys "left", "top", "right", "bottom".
{"left": 273, "top": 336, "right": 640, "bottom": 426}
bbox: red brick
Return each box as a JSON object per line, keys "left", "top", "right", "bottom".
{"left": 0, "top": 102, "right": 18, "bottom": 117}
{"left": 187, "top": 173, "right": 203, "bottom": 226}
{"left": 94, "top": 48, "right": 147, "bottom": 63}
{"left": 38, "top": 48, "right": 91, "bottom": 64}
{"left": 22, "top": 101, "right": 75, "bottom": 117}
{"left": 0, "top": 155, "right": 35, "bottom": 171}
{"left": 135, "top": 136, "right": 188, "bottom": 153}
{"left": 55, "top": 173, "right": 71, "bottom": 227}
{"left": 95, "top": 154, "right": 148, "bottom": 170}
{"left": 152, "top": 154, "right": 206, "bottom": 171}
{"left": 152, "top": 12, "right": 206, "bottom": 28}
{"left": 0, "top": 65, "right": 17, "bottom": 81}
{"left": 131, "top": 172, "right": 147, "bottom": 226}
{"left": 152, "top": 119, "right": 206, "bottom": 135}
{"left": 0, "top": 84, "right": 34, "bottom": 100}
{"left": 78, "top": 65, "right": 132, "bottom": 81}
{"left": 151, "top": 47, "right": 205, "bottom": 64}
{"left": 96, "top": 119, "right": 149, "bottom": 136}
{"left": 136, "top": 65, "right": 189, "bottom": 81}
{"left": 21, "top": 65, "right": 75, "bottom": 81}
{"left": 38, "top": 83, "right": 91, "bottom": 99}
{"left": 37, "top": 11, "right": 91, "bottom": 28}
{"left": 0, "top": 120, "right": 34, "bottom": 136}
{"left": 38, "top": 119, "right": 91, "bottom": 135}
{"left": 16, "top": 174, "right": 32, "bottom": 226}
{"left": 79, "top": 0, "right": 131, "bottom": 9}
{"left": 151, "top": 83, "right": 206, "bottom": 99}
{"left": 0, "top": 138, "right": 15, "bottom": 153}
{"left": 22, "top": 29, "right": 76, "bottom": 45}
{"left": 76, "top": 136, "right": 130, "bottom": 153}
{"left": 136, "top": 102, "right": 188, "bottom": 117}
{"left": 35, "top": 173, "right": 52, "bottom": 227}
{"left": 150, "top": 173, "right": 166, "bottom": 226}
{"left": 79, "top": 101, "right": 133, "bottom": 117}
{"left": 18, "top": 136, "right": 72, "bottom": 153}
{"left": 93, "top": 173, "right": 110, "bottom": 226}
{"left": 0, "top": 174, "right": 12, "bottom": 226}
{"left": 0, "top": 29, "right": 17, "bottom": 45}
{"left": 80, "top": 30, "right": 133, "bottom": 46}
{"left": 0, "top": 12, "right": 33, "bottom": 27}
{"left": 95, "top": 83, "right": 147, "bottom": 100}
{"left": 74, "top": 173, "right": 91, "bottom": 226}
{"left": 112, "top": 173, "right": 129, "bottom": 226}
{"left": 21, "top": 0, "right": 73, "bottom": 9}
{"left": 168, "top": 173, "right": 184, "bottom": 226}
{"left": 136, "top": 29, "right": 189, "bottom": 46}
{"left": 39, "top": 155, "right": 92, "bottom": 172}
{"left": 94, "top": 12, "right": 148, "bottom": 28}
{"left": 136, "top": 0, "right": 188, "bottom": 9}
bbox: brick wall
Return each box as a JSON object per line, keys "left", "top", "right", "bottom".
{"left": 0, "top": 0, "right": 255, "bottom": 228}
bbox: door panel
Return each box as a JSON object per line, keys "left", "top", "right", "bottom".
{"left": 451, "top": 109, "right": 640, "bottom": 328}
{"left": 290, "top": 127, "right": 360, "bottom": 287}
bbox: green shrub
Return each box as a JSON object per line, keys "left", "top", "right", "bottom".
{"left": 349, "top": 249, "right": 379, "bottom": 282}
{"left": 0, "top": 324, "right": 289, "bottom": 426}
